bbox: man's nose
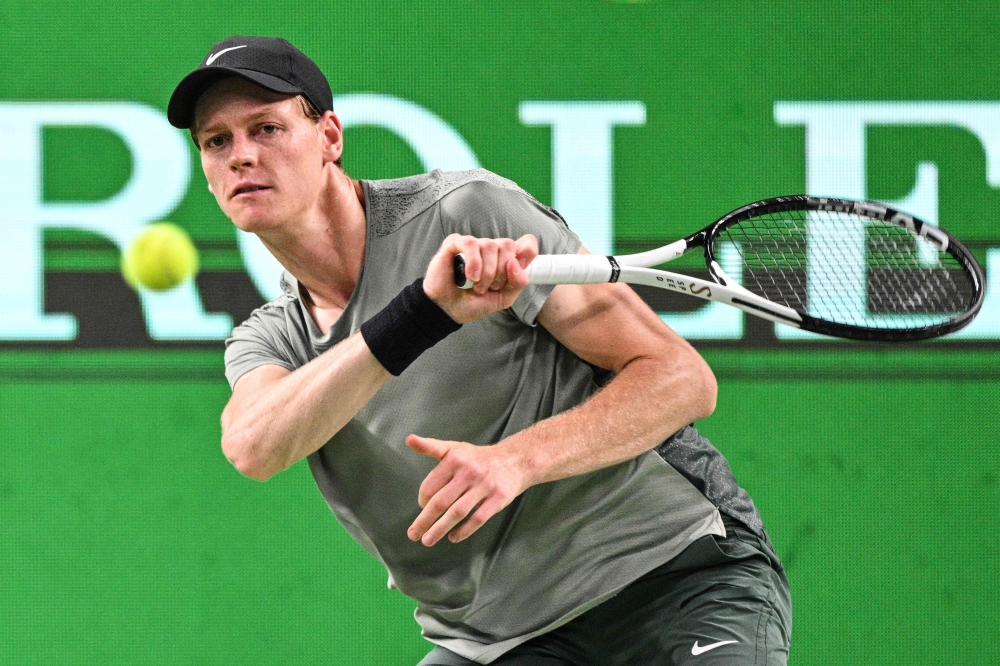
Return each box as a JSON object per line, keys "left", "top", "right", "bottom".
{"left": 228, "top": 133, "right": 257, "bottom": 170}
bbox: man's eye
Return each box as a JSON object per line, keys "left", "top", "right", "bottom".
{"left": 207, "top": 136, "right": 225, "bottom": 148}
{"left": 261, "top": 125, "right": 277, "bottom": 134}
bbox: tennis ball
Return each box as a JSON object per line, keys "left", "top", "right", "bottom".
{"left": 121, "top": 222, "right": 199, "bottom": 291}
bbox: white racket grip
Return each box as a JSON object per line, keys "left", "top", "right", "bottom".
{"left": 525, "top": 254, "right": 614, "bottom": 285}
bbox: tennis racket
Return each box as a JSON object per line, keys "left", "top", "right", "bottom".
{"left": 453, "top": 196, "right": 985, "bottom": 341}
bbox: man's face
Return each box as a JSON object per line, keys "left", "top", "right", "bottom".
{"left": 193, "top": 78, "right": 335, "bottom": 233}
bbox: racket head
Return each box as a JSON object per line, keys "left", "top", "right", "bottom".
{"left": 700, "top": 196, "right": 985, "bottom": 341}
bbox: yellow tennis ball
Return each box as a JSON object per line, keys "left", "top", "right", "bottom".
{"left": 121, "top": 222, "right": 199, "bottom": 291}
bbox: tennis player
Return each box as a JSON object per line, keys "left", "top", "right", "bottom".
{"left": 168, "top": 36, "right": 791, "bottom": 665}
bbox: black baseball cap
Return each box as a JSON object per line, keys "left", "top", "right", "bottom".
{"left": 167, "top": 36, "right": 333, "bottom": 129}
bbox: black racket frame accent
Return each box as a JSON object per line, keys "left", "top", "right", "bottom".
{"left": 686, "top": 195, "right": 986, "bottom": 342}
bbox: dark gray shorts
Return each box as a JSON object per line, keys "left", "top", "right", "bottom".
{"left": 418, "top": 515, "right": 791, "bottom": 665}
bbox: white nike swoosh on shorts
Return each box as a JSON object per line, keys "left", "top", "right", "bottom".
{"left": 691, "top": 639, "right": 739, "bottom": 655}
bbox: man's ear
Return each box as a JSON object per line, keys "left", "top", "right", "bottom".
{"left": 319, "top": 111, "right": 344, "bottom": 165}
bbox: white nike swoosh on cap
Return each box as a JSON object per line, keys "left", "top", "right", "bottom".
{"left": 691, "top": 640, "right": 739, "bottom": 655}
{"left": 206, "top": 45, "right": 247, "bottom": 65}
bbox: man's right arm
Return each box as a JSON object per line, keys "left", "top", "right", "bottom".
{"left": 220, "top": 233, "right": 538, "bottom": 482}
{"left": 220, "top": 331, "right": 389, "bottom": 481}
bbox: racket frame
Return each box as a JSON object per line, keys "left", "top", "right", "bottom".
{"left": 697, "top": 196, "right": 985, "bottom": 341}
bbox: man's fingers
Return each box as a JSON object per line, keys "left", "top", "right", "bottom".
{"left": 503, "top": 257, "right": 528, "bottom": 291}
{"left": 411, "top": 450, "right": 452, "bottom": 509}
{"left": 448, "top": 494, "right": 507, "bottom": 543}
{"left": 416, "top": 463, "right": 452, "bottom": 509}
{"left": 438, "top": 234, "right": 482, "bottom": 283}
{"left": 460, "top": 237, "right": 527, "bottom": 293}
{"left": 488, "top": 238, "right": 522, "bottom": 292}
{"left": 419, "top": 488, "right": 488, "bottom": 546}
{"left": 436, "top": 234, "right": 537, "bottom": 287}
{"left": 406, "top": 434, "right": 450, "bottom": 460}
{"left": 424, "top": 234, "right": 539, "bottom": 325}
{"left": 407, "top": 435, "right": 457, "bottom": 508}
{"left": 406, "top": 440, "right": 531, "bottom": 546}
{"left": 408, "top": 478, "right": 469, "bottom": 542}
{"left": 476, "top": 240, "right": 500, "bottom": 294}
{"left": 514, "top": 234, "right": 539, "bottom": 268}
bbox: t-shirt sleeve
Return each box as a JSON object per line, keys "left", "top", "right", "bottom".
{"left": 223, "top": 300, "right": 299, "bottom": 390}
{"left": 438, "top": 179, "right": 582, "bottom": 326}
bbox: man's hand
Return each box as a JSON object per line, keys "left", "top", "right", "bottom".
{"left": 422, "top": 234, "right": 538, "bottom": 324}
{"left": 405, "top": 435, "right": 534, "bottom": 546}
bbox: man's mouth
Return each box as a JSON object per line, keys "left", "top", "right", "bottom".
{"left": 233, "top": 185, "right": 270, "bottom": 197}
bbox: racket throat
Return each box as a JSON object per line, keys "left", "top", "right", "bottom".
{"left": 615, "top": 239, "right": 690, "bottom": 267}
{"left": 728, "top": 297, "right": 802, "bottom": 325}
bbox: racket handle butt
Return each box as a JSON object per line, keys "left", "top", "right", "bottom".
{"left": 453, "top": 253, "right": 473, "bottom": 289}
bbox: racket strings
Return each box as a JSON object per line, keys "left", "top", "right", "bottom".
{"left": 716, "top": 208, "right": 977, "bottom": 328}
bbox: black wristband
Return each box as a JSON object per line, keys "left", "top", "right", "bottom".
{"left": 360, "top": 278, "right": 462, "bottom": 376}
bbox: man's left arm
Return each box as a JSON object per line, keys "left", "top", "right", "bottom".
{"left": 407, "top": 249, "right": 718, "bottom": 546}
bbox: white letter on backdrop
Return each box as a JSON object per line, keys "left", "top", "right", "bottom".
{"left": 0, "top": 102, "right": 230, "bottom": 340}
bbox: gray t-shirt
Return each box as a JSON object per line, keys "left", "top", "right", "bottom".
{"left": 224, "top": 169, "right": 747, "bottom": 664}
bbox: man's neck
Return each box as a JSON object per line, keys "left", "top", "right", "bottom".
{"left": 256, "top": 168, "right": 367, "bottom": 313}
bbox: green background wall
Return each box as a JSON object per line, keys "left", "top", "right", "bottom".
{"left": 2, "top": 2, "right": 999, "bottom": 664}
